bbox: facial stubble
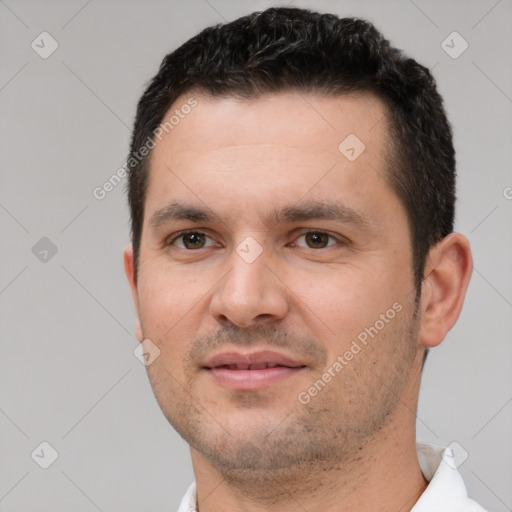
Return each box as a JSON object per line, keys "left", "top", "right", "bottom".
{"left": 145, "top": 295, "right": 421, "bottom": 488}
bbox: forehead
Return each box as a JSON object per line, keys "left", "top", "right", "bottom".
{"left": 154, "top": 90, "right": 389, "bottom": 159}
{"left": 144, "top": 90, "right": 399, "bottom": 228}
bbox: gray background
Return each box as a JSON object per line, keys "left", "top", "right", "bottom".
{"left": 1, "top": 0, "right": 511, "bottom": 511}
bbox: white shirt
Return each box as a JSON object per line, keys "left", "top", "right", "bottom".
{"left": 177, "top": 442, "right": 488, "bottom": 512}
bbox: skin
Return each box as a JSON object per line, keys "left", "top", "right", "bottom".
{"left": 124, "top": 90, "right": 473, "bottom": 512}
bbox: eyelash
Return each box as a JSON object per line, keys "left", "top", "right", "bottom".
{"left": 167, "top": 230, "right": 218, "bottom": 250}
{"left": 166, "top": 230, "right": 344, "bottom": 250}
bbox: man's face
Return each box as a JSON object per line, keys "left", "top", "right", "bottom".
{"left": 125, "top": 91, "right": 423, "bottom": 479}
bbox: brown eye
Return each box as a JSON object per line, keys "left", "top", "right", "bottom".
{"left": 178, "top": 232, "right": 207, "bottom": 249}
{"left": 304, "top": 232, "right": 331, "bottom": 249}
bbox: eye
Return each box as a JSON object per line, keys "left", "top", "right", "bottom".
{"left": 293, "top": 231, "right": 339, "bottom": 249}
{"left": 170, "top": 231, "right": 215, "bottom": 250}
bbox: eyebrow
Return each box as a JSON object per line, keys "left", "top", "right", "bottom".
{"left": 149, "top": 201, "right": 221, "bottom": 228}
{"left": 269, "top": 202, "right": 370, "bottom": 229}
{"left": 148, "top": 200, "right": 372, "bottom": 232}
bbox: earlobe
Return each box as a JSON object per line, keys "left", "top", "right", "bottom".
{"left": 419, "top": 233, "right": 473, "bottom": 348}
{"left": 123, "top": 244, "right": 144, "bottom": 343}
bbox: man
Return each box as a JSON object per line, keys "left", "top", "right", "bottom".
{"left": 123, "top": 7, "right": 486, "bottom": 512}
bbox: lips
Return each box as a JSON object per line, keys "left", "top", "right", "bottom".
{"left": 216, "top": 363, "right": 285, "bottom": 370}
{"left": 203, "top": 350, "right": 306, "bottom": 390}
{"left": 204, "top": 350, "right": 305, "bottom": 370}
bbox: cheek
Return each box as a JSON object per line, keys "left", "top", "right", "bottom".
{"left": 288, "top": 263, "right": 404, "bottom": 345}
{"left": 137, "top": 268, "right": 207, "bottom": 340}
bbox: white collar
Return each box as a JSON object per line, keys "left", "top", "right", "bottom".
{"left": 412, "top": 442, "right": 487, "bottom": 511}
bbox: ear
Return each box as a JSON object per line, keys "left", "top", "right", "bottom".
{"left": 419, "top": 233, "right": 473, "bottom": 348}
{"left": 123, "top": 244, "right": 144, "bottom": 342}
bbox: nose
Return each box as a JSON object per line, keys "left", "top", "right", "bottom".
{"left": 209, "top": 243, "right": 289, "bottom": 328}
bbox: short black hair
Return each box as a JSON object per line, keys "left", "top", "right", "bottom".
{"left": 127, "top": 7, "right": 456, "bottom": 296}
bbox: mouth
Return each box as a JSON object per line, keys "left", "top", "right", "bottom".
{"left": 203, "top": 350, "right": 307, "bottom": 390}
{"left": 214, "top": 362, "right": 294, "bottom": 370}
